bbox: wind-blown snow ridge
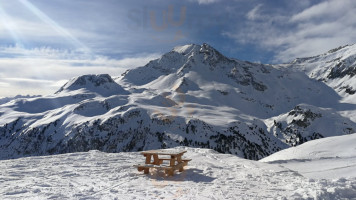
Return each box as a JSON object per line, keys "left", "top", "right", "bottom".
{"left": 172, "top": 44, "right": 199, "bottom": 54}
{"left": 1, "top": 43, "right": 356, "bottom": 161}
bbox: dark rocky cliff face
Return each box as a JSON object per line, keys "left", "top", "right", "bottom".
{"left": 0, "top": 108, "right": 286, "bottom": 160}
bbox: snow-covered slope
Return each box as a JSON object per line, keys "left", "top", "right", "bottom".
{"left": 120, "top": 43, "right": 339, "bottom": 119}
{"left": 290, "top": 43, "right": 356, "bottom": 99}
{"left": 261, "top": 133, "right": 356, "bottom": 179}
{"left": 1, "top": 147, "right": 355, "bottom": 199}
{"left": 1, "top": 43, "right": 356, "bottom": 160}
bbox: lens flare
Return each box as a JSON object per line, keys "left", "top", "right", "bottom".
{"left": 0, "top": 5, "right": 25, "bottom": 46}
{"left": 19, "top": 0, "right": 90, "bottom": 53}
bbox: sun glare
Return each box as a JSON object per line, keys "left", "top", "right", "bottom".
{"left": 19, "top": 0, "right": 90, "bottom": 53}
{"left": 0, "top": 5, "right": 24, "bottom": 46}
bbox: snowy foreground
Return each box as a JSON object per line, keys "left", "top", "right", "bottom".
{"left": 1, "top": 135, "right": 356, "bottom": 199}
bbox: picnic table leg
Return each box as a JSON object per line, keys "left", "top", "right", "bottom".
{"left": 144, "top": 168, "right": 149, "bottom": 174}
{"left": 145, "top": 154, "right": 152, "bottom": 164}
{"left": 165, "top": 168, "right": 174, "bottom": 176}
{"left": 170, "top": 155, "right": 176, "bottom": 166}
{"left": 177, "top": 155, "right": 184, "bottom": 172}
{"left": 153, "top": 154, "right": 159, "bottom": 165}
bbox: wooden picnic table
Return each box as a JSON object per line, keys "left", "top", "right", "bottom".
{"left": 135, "top": 149, "right": 191, "bottom": 176}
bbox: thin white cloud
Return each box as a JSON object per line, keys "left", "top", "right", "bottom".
{"left": 0, "top": 82, "right": 9, "bottom": 87}
{"left": 223, "top": 0, "right": 356, "bottom": 63}
{"left": 291, "top": 0, "right": 352, "bottom": 22}
{"left": 246, "top": 4, "right": 263, "bottom": 20}
{"left": 2, "top": 77, "right": 53, "bottom": 83}
{"left": 51, "top": 80, "right": 69, "bottom": 88}
{"left": 189, "top": 0, "right": 220, "bottom": 4}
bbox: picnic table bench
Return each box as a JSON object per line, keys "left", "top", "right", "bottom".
{"left": 134, "top": 149, "right": 191, "bottom": 176}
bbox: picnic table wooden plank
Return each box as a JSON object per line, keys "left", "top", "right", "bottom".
{"left": 134, "top": 164, "right": 172, "bottom": 169}
{"left": 141, "top": 149, "right": 187, "bottom": 156}
{"left": 159, "top": 158, "right": 191, "bottom": 161}
{"left": 134, "top": 160, "right": 191, "bottom": 170}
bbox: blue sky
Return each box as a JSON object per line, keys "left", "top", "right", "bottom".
{"left": 1, "top": 0, "right": 356, "bottom": 97}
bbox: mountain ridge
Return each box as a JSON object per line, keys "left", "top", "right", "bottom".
{"left": 1, "top": 43, "right": 356, "bottom": 160}
{"left": 290, "top": 43, "right": 356, "bottom": 97}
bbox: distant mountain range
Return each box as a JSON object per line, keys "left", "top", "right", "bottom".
{"left": 1, "top": 43, "right": 356, "bottom": 160}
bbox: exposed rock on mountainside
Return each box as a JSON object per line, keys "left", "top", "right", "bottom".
{"left": 291, "top": 43, "right": 356, "bottom": 98}
{"left": 267, "top": 104, "right": 356, "bottom": 146}
{"left": 1, "top": 43, "right": 356, "bottom": 160}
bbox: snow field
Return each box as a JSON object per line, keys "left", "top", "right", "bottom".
{"left": 1, "top": 147, "right": 355, "bottom": 199}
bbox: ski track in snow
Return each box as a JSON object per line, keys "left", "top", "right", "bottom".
{"left": 1, "top": 147, "right": 355, "bottom": 200}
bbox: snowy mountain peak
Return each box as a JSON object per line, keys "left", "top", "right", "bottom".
{"left": 170, "top": 43, "right": 226, "bottom": 62}
{"left": 291, "top": 43, "right": 356, "bottom": 65}
{"left": 56, "top": 74, "right": 128, "bottom": 96}
{"left": 199, "top": 43, "right": 229, "bottom": 64}
{"left": 199, "top": 43, "right": 218, "bottom": 55}
{"left": 172, "top": 44, "right": 200, "bottom": 55}
{"left": 122, "top": 43, "right": 237, "bottom": 86}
